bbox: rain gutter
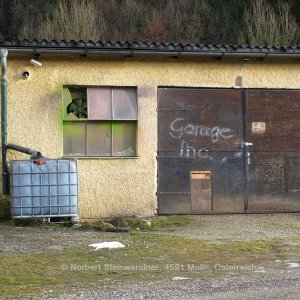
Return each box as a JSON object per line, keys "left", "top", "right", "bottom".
{"left": 4, "top": 47, "right": 300, "bottom": 59}
{"left": 1, "top": 48, "right": 8, "bottom": 194}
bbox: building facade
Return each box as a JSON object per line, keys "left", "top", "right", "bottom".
{"left": 1, "top": 40, "right": 300, "bottom": 219}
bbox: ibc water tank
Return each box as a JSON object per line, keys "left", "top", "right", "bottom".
{"left": 10, "top": 159, "right": 78, "bottom": 220}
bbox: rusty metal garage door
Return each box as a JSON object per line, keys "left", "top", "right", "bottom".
{"left": 246, "top": 90, "right": 300, "bottom": 212}
{"left": 157, "top": 88, "right": 300, "bottom": 214}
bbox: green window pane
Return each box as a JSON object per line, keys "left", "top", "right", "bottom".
{"left": 87, "top": 123, "right": 112, "bottom": 156}
{"left": 63, "top": 123, "right": 86, "bottom": 155}
{"left": 112, "top": 122, "right": 136, "bottom": 156}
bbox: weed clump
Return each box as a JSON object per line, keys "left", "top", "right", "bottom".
{"left": 0, "top": 196, "right": 11, "bottom": 221}
{"left": 77, "top": 215, "right": 191, "bottom": 232}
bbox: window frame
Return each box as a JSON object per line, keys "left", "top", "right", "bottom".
{"left": 62, "top": 86, "right": 138, "bottom": 158}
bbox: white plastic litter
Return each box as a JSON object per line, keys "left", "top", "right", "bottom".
{"left": 287, "top": 262, "right": 300, "bottom": 268}
{"left": 254, "top": 267, "right": 266, "bottom": 273}
{"left": 89, "top": 242, "right": 125, "bottom": 250}
{"left": 171, "top": 276, "right": 191, "bottom": 281}
{"left": 144, "top": 220, "right": 152, "bottom": 227}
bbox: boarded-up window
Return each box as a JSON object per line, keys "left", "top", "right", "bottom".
{"left": 63, "top": 87, "right": 137, "bottom": 156}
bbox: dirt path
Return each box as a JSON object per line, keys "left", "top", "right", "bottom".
{"left": 1, "top": 214, "right": 300, "bottom": 254}
{"left": 0, "top": 225, "right": 119, "bottom": 254}
{"left": 161, "top": 214, "right": 300, "bottom": 241}
{"left": 50, "top": 273, "right": 300, "bottom": 300}
{"left": 1, "top": 214, "right": 300, "bottom": 299}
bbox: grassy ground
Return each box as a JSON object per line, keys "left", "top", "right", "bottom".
{"left": 0, "top": 216, "right": 299, "bottom": 299}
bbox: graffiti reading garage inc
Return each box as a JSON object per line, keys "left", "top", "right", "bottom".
{"left": 169, "top": 118, "right": 233, "bottom": 143}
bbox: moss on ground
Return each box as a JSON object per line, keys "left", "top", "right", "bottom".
{"left": 1, "top": 215, "right": 299, "bottom": 298}
{"left": 292, "top": 225, "right": 300, "bottom": 231}
{"left": 77, "top": 215, "right": 192, "bottom": 232}
{"left": 0, "top": 231, "right": 298, "bottom": 299}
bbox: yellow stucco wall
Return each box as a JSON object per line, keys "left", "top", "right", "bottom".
{"left": 2, "top": 55, "right": 300, "bottom": 219}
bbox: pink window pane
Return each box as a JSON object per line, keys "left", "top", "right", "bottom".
{"left": 113, "top": 88, "right": 137, "bottom": 120}
{"left": 87, "top": 123, "right": 112, "bottom": 156}
{"left": 87, "top": 88, "right": 112, "bottom": 120}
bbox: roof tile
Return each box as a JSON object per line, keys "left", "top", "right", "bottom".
{"left": 1, "top": 39, "right": 300, "bottom": 56}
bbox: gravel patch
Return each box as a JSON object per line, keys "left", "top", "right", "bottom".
{"left": 161, "top": 214, "right": 300, "bottom": 241}
{"left": 0, "top": 226, "right": 130, "bottom": 254}
{"left": 1, "top": 214, "right": 299, "bottom": 254}
{"left": 1, "top": 214, "right": 300, "bottom": 299}
{"left": 40, "top": 271, "right": 300, "bottom": 300}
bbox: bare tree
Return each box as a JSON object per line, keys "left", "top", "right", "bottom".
{"left": 239, "top": 0, "right": 298, "bottom": 45}
{"left": 19, "top": 0, "right": 105, "bottom": 41}
{"left": 10, "top": 0, "right": 300, "bottom": 45}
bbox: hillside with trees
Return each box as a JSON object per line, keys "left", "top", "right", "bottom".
{"left": 0, "top": 0, "right": 299, "bottom": 45}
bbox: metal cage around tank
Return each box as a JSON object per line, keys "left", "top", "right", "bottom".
{"left": 10, "top": 159, "right": 78, "bottom": 220}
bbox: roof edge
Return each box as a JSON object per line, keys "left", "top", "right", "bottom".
{"left": 1, "top": 39, "right": 300, "bottom": 59}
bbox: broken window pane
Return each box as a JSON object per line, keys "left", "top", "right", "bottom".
{"left": 113, "top": 88, "right": 137, "bottom": 120}
{"left": 63, "top": 122, "right": 86, "bottom": 155}
{"left": 87, "top": 123, "right": 112, "bottom": 156}
{"left": 112, "top": 122, "right": 136, "bottom": 156}
{"left": 64, "top": 87, "right": 87, "bottom": 120}
{"left": 87, "top": 87, "right": 111, "bottom": 120}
